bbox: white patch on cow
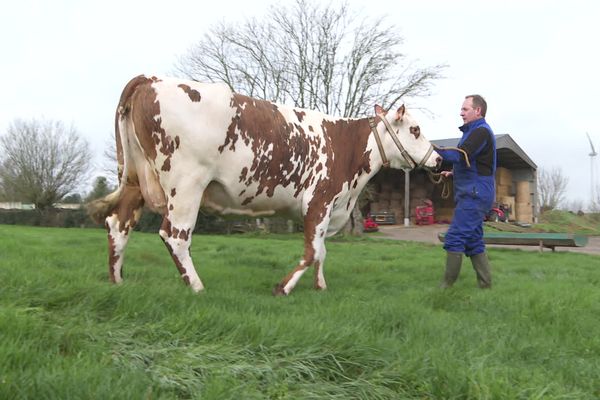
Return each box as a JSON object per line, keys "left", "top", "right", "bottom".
{"left": 283, "top": 264, "right": 308, "bottom": 295}
{"left": 106, "top": 214, "right": 129, "bottom": 283}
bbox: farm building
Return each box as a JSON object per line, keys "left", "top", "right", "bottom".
{"left": 366, "top": 134, "right": 538, "bottom": 225}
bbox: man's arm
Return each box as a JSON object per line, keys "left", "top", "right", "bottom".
{"left": 436, "top": 127, "right": 490, "bottom": 164}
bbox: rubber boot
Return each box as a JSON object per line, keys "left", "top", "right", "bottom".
{"left": 470, "top": 252, "right": 492, "bottom": 288}
{"left": 439, "top": 251, "right": 463, "bottom": 288}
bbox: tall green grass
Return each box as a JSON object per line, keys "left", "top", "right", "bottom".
{"left": 1, "top": 225, "right": 599, "bottom": 399}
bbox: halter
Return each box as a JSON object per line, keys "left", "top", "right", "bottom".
{"left": 368, "top": 115, "right": 435, "bottom": 170}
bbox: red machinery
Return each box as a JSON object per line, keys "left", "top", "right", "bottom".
{"left": 415, "top": 199, "right": 435, "bottom": 225}
{"left": 363, "top": 216, "right": 379, "bottom": 232}
{"left": 485, "top": 202, "right": 510, "bottom": 222}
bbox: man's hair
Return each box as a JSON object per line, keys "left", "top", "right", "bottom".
{"left": 466, "top": 94, "right": 487, "bottom": 117}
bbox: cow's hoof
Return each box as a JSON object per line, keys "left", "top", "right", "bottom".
{"left": 272, "top": 283, "right": 288, "bottom": 296}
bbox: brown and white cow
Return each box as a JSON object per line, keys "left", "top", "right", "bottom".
{"left": 88, "top": 75, "right": 440, "bottom": 295}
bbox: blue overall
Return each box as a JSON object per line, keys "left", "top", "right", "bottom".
{"left": 436, "top": 118, "right": 496, "bottom": 256}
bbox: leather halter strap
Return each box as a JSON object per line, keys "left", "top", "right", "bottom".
{"left": 369, "top": 115, "right": 435, "bottom": 169}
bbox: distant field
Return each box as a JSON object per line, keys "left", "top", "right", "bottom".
{"left": 1, "top": 225, "right": 599, "bottom": 399}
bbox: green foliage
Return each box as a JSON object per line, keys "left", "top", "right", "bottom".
{"left": 0, "top": 209, "right": 97, "bottom": 228}
{"left": 85, "top": 176, "right": 113, "bottom": 202}
{"left": 1, "top": 225, "right": 600, "bottom": 399}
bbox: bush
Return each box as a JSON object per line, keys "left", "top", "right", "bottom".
{"left": 0, "top": 208, "right": 302, "bottom": 234}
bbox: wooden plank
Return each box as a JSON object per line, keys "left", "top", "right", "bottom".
{"left": 437, "top": 232, "right": 588, "bottom": 248}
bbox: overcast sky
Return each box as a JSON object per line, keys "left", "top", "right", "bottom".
{"left": 2, "top": 0, "right": 599, "bottom": 206}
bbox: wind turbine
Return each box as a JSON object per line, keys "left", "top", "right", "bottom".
{"left": 586, "top": 132, "right": 597, "bottom": 205}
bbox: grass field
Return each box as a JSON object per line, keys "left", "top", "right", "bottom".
{"left": 1, "top": 224, "right": 599, "bottom": 399}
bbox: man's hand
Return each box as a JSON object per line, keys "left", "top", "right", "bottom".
{"left": 440, "top": 171, "right": 453, "bottom": 178}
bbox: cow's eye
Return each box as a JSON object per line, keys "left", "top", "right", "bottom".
{"left": 410, "top": 126, "right": 420, "bottom": 139}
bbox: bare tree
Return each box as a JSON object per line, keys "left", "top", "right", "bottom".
{"left": 0, "top": 118, "right": 92, "bottom": 210}
{"left": 537, "top": 167, "right": 569, "bottom": 212}
{"left": 101, "top": 134, "right": 118, "bottom": 186}
{"left": 174, "top": 0, "right": 445, "bottom": 118}
{"left": 173, "top": 0, "right": 445, "bottom": 234}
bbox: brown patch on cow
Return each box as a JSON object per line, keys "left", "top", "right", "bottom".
{"left": 169, "top": 204, "right": 174, "bottom": 211}
{"left": 294, "top": 110, "right": 306, "bottom": 122}
{"left": 302, "top": 119, "right": 373, "bottom": 239}
{"left": 179, "top": 229, "right": 190, "bottom": 241}
{"left": 309, "top": 126, "right": 314, "bottom": 132}
{"left": 220, "top": 94, "right": 323, "bottom": 201}
{"left": 114, "top": 76, "right": 156, "bottom": 182}
{"left": 241, "top": 196, "right": 254, "bottom": 205}
{"left": 410, "top": 125, "right": 421, "bottom": 138}
{"left": 178, "top": 84, "right": 202, "bottom": 102}
{"left": 161, "top": 157, "right": 171, "bottom": 172}
{"left": 160, "top": 218, "right": 190, "bottom": 241}
{"left": 119, "top": 77, "right": 162, "bottom": 161}
{"left": 114, "top": 185, "right": 144, "bottom": 233}
{"left": 174, "top": 136, "right": 180, "bottom": 149}
{"left": 120, "top": 76, "right": 178, "bottom": 172}
{"left": 239, "top": 167, "right": 248, "bottom": 183}
{"left": 160, "top": 218, "right": 191, "bottom": 286}
{"left": 161, "top": 218, "right": 173, "bottom": 237}
{"left": 171, "top": 188, "right": 176, "bottom": 197}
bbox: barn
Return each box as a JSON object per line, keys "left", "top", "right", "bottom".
{"left": 366, "top": 134, "right": 538, "bottom": 225}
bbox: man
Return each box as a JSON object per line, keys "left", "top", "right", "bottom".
{"left": 435, "top": 95, "right": 496, "bottom": 288}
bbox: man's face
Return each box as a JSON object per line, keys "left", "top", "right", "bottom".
{"left": 460, "top": 97, "right": 482, "bottom": 124}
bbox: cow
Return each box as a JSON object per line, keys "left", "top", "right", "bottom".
{"left": 88, "top": 75, "right": 441, "bottom": 296}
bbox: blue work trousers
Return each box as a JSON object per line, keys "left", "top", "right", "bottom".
{"left": 444, "top": 201, "right": 487, "bottom": 256}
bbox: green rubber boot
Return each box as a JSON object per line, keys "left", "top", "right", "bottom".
{"left": 470, "top": 252, "right": 492, "bottom": 289}
{"left": 439, "top": 251, "right": 463, "bottom": 288}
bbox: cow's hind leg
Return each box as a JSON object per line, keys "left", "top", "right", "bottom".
{"left": 273, "top": 219, "right": 327, "bottom": 296}
{"left": 105, "top": 185, "right": 144, "bottom": 284}
{"left": 159, "top": 190, "right": 204, "bottom": 292}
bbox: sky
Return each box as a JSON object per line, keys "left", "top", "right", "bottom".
{"left": 2, "top": 0, "right": 599, "bottom": 207}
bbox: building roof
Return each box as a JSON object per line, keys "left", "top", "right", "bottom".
{"left": 432, "top": 133, "right": 537, "bottom": 170}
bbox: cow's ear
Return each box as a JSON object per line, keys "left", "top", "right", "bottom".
{"left": 395, "top": 104, "right": 406, "bottom": 121}
{"left": 374, "top": 104, "right": 385, "bottom": 116}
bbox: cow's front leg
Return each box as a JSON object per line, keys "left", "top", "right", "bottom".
{"left": 273, "top": 219, "right": 327, "bottom": 296}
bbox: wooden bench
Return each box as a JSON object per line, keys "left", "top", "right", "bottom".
{"left": 437, "top": 232, "right": 589, "bottom": 252}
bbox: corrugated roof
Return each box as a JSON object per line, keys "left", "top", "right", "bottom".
{"left": 432, "top": 133, "right": 537, "bottom": 170}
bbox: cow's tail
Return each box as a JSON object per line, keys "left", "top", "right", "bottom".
{"left": 87, "top": 189, "right": 122, "bottom": 224}
{"left": 87, "top": 75, "right": 146, "bottom": 224}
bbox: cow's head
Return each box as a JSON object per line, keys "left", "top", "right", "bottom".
{"left": 374, "top": 104, "right": 441, "bottom": 170}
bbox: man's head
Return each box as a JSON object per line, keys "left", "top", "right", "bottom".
{"left": 460, "top": 94, "right": 487, "bottom": 124}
